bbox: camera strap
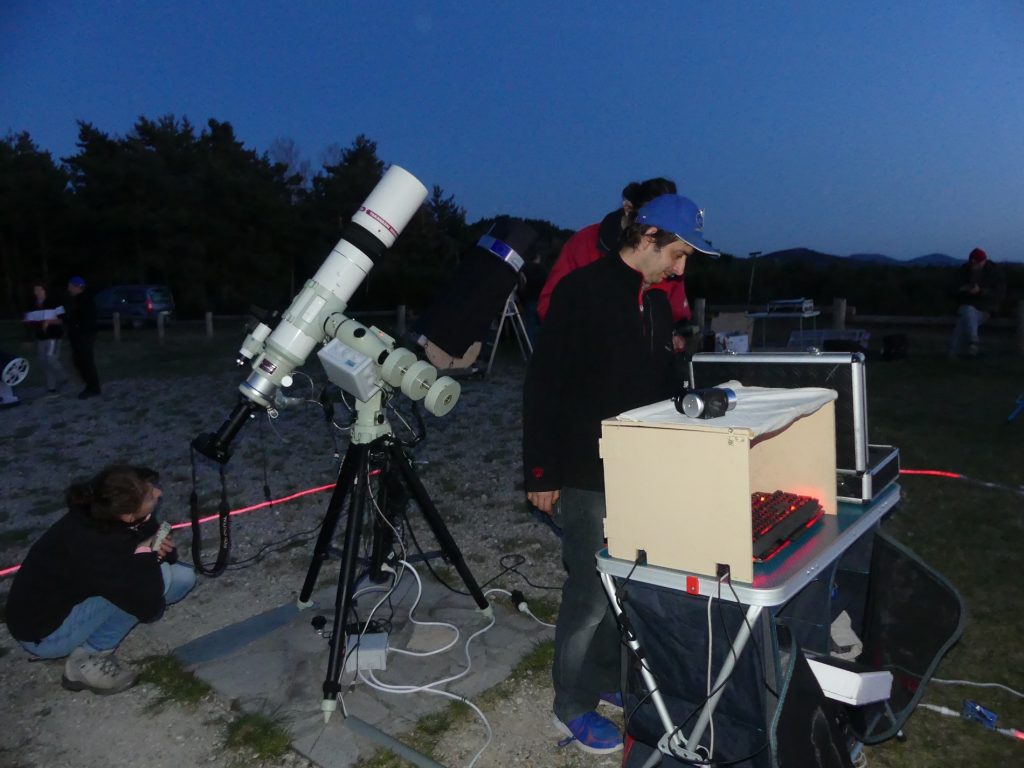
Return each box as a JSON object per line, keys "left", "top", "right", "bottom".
{"left": 188, "top": 445, "right": 232, "bottom": 577}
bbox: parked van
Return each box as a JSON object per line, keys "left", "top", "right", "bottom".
{"left": 94, "top": 285, "right": 176, "bottom": 327}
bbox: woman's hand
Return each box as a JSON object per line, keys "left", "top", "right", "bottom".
{"left": 156, "top": 535, "right": 175, "bottom": 562}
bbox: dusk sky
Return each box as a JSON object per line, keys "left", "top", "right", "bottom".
{"left": 3, "top": 1, "right": 1023, "bottom": 262}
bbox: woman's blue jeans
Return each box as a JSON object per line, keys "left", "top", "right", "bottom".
{"left": 19, "top": 562, "right": 197, "bottom": 658}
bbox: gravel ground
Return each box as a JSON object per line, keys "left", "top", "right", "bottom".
{"left": 0, "top": 359, "right": 623, "bottom": 768}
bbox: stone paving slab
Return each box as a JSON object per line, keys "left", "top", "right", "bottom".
{"left": 175, "top": 567, "right": 554, "bottom": 767}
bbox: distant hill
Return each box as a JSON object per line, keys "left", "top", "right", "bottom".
{"left": 847, "top": 252, "right": 902, "bottom": 266}
{"left": 758, "top": 248, "right": 840, "bottom": 269}
{"left": 759, "top": 248, "right": 959, "bottom": 268}
{"left": 907, "top": 253, "right": 959, "bottom": 267}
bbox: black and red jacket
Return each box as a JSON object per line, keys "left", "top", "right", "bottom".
{"left": 523, "top": 253, "right": 678, "bottom": 493}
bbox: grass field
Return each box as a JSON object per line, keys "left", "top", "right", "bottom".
{"left": 860, "top": 351, "right": 1024, "bottom": 767}
{"left": 3, "top": 320, "right": 1022, "bottom": 765}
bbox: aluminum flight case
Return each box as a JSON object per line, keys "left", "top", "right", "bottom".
{"left": 689, "top": 351, "right": 899, "bottom": 503}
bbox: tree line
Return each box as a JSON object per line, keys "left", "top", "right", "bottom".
{"left": 2, "top": 116, "right": 1018, "bottom": 321}
{"left": 0, "top": 116, "right": 571, "bottom": 320}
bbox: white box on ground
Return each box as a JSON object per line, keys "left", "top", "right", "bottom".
{"left": 806, "top": 657, "right": 893, "bottom": 706}
{"left": 345, "top": 632, "right": 388, "bottom": 673}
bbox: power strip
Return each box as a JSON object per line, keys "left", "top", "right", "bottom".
{"left": 345, "top": 632, "right": 388, "bottom": 673}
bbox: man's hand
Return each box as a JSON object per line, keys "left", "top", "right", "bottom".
{"left": 527, "top": 490, "right": 560, "bottom": 516}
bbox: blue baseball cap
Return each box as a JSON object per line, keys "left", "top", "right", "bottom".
{"left": 635, "top": 194, "right": 719, "bottom": 257}
{"left": 69, "top": 276, "right": 86, "bottom": 287}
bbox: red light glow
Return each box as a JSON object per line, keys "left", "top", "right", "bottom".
{"left": 1, "top": 482, "right": 337, "bottom": 578}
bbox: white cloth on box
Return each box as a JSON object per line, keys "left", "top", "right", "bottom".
{"left": 615, "top": 382, "right": 837, "bottom": 439}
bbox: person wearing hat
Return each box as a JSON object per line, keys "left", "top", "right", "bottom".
{"left": 537, "top": 178, "right": 694, "bottom": 348}
{"left": 66, "top": 276, "right": 102, "bottom": 398}
{"left": 523, "top": 193, "right": 718, "bottom": 754}
{"left": 948, "top": 247, "right": 1006, "bottom": 357}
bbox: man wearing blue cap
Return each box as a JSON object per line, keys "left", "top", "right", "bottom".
{"left": 523, "top": 194, "right": 718, "bottom": 754}
{"left": 66, "top": 276, "right": 101, "bottom": 399}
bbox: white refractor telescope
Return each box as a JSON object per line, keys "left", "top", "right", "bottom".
{"left": 194, "top": 165, "right": 459, "bottom": 463}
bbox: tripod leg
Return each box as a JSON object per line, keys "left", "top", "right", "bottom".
{"left": 485, "top": 294, "right": 512, "bottom": 377}
{"left": 367, "top": 450, "right": 402, "bottom": 582}
{"left": 298, "top": 442, "right": 363, "bottom": 606}
{"left": 322, "top": 443, "right": 371, "bottom": 718}
{"left": 509, "top": 298, "right": 533, "bottom": 357}
{"left": 386, "top": 441, "right": 490, "bottom": 612}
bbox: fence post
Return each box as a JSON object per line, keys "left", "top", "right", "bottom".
{"left": 1017, "top": 299, "right": 1024, "bottom": 355}
{"left": 833, "top": 298, "right": 847, "bottom": 331}
{"left": 693, "top": 298, "right": 706, "bottom": 332}
{"left": 157, "top": 312, "right": 167, "bottom": 343}
{"left": 396, "top": 304, "right": 407, "bottom": 336}
{"left": 112, "top": 313, "right": 121, "bottom": 343}
{"left": 205, "top": 311, "right": 214, "bottom": 339}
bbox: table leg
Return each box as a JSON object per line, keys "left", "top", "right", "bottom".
{"left": 685, "top": 604, "right": 764, "bottom": 751}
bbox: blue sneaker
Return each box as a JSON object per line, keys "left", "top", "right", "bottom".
{"left": 553, "top": 711, "right": 623, "bottom": 754}
{"left": 598, "top": 691, "right": 623, "bottom": 711}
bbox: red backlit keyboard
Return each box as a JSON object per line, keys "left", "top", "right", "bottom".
{"left": 751, "top": 491, "right": 824, "bottom": 562}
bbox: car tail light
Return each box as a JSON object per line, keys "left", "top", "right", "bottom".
{"left": 146, "top": 297, "right": 154, "bottom": 314}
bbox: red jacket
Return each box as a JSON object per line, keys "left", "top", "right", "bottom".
{"left": 537, "top": 222, "right": 691, "bottom": 323}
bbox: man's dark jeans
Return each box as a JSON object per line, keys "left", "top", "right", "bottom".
{"left": 70, "top": 333, "right": 101, "bottom": 393}
{"left": 552, "top": 487, "right": 621, "bottom": 722}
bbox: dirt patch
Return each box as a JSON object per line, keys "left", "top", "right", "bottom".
{"left": 0, "top": 363, "right": 609, "bottom": 767}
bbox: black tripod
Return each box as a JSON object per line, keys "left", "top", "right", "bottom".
{"left": 297, "top": 393, "right": 490, "bottom": 718}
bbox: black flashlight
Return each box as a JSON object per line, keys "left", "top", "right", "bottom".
{"left": 674, "top": 387, "right": 737, "bottom": 419}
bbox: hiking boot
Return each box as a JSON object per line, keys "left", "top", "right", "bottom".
{"left": 553, "top": 711, "right": 623, "bottom": 754}
{"left": 598, "top": 691, "right": 623, "bottom": 711}
{"left": 61, "top": 647, "right": 138, "bottom": 695}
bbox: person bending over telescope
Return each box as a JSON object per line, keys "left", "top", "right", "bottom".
{"left": 538, "top": 177, "right": 694, "bottom": 349}
{"left": 523, "top": 193, "right": 719, "bottom": 754}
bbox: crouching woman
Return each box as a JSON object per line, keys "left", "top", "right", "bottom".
{"left": 5, "top": 464, "right": 196, "bottom": 694}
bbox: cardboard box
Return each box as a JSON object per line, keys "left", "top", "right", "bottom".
{"left": 600, "top": 388, "right": 837, "bottom": 583}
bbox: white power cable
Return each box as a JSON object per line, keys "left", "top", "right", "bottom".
{"left": 707, "top": 585, "right": 714, "bottom": 759}
{"left": 363, "top": 669, "right": 494, "bottom": 767}
{"left": 387, "top": 559, "right": 460, "bottom": 658}
{"left": 919, "top": 703, "right": 959, "bottom": 718}
{"left": 363, "top": 562, "right": 493, "bottom": 691}
{"left": 488, "top": 587, "right": 556, "bottom": 629}
{"left": 522, "top": 605, "right": 556, "bottom": 629}
{"left": 355, "top": 559, "right": 497, "bottom": 768}
{"left": 344, "top": 479, "right": 559, "bottom": 768}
